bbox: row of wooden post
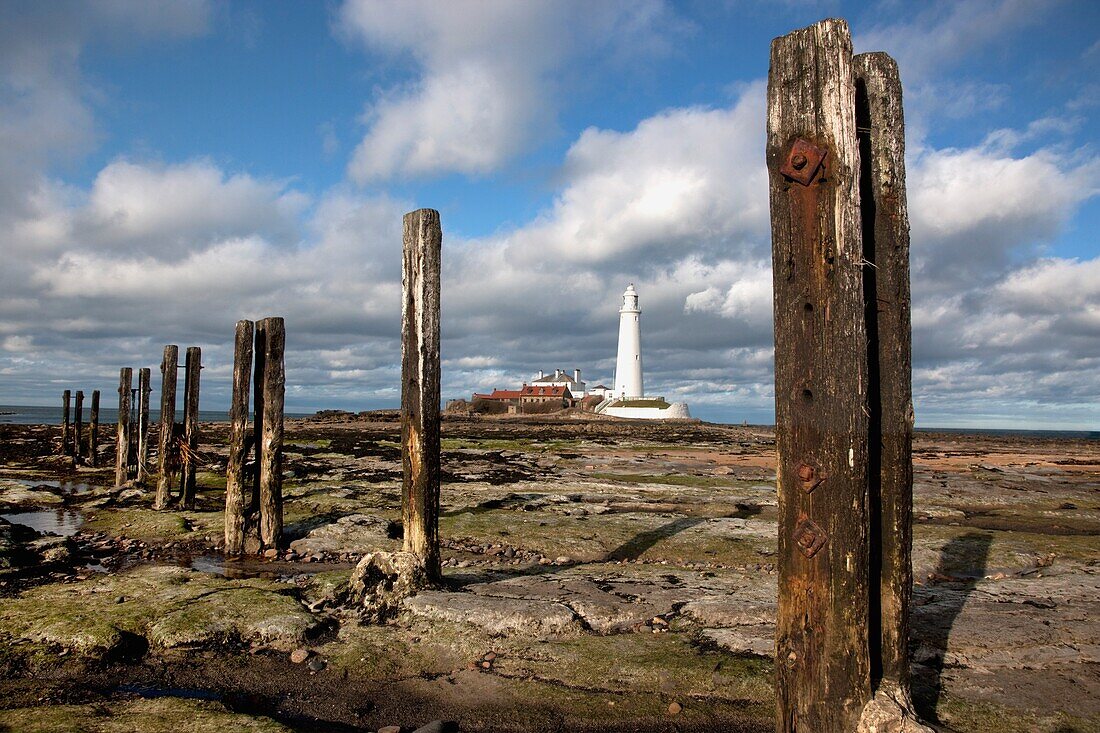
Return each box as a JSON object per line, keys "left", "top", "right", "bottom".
{"left": 59, "top": 388, "right": 100, "bottom": 465}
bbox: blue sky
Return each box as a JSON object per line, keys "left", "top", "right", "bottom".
{"left": 1, "top": 0, "right": 1098, "bottom": 429}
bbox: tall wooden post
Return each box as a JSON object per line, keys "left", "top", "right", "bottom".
{"left": 855, "top": 51, "right": 916, "bottom": 709}
{"left": 137, "top": 367, "right": 151, "bottom": 481}
{"left": 89, "top": 390, "right": 100, "bottom": 467}
{"left": 155, "top": 345, "right": 178, "bottom": 509}
{"left": 225, "top": 320, "right": 254, "bottom": 555}
{"left": 61, "top": 390, "right": 71, "bottom": 456}
{"left": 768, "top": 19, "right": 925, "bottom": 732}
{"left": 180, "top": 347, "right": 201, "bottom": 509}
{"left": 401, "top": 209, "right": 442, "bottom": 582}
{"left": 115, "top": 369, "right": 132, "bottom": 487}
{"left": 73, "top": 391, "right": 84, "bottom": 463}
{"left": 257, "top": 317, "right": 284, "bottom": 550}
{"left": 769, "top": 19, "right": 869, "bottom": 732}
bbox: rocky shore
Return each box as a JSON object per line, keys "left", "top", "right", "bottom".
{"left": 0, "top": 415, "right": 1097, "bottom": 732}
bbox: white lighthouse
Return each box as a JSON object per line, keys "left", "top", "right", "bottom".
{"left": 614, "top": 284, "right": 644, "bottom": 399}
{"left": 599, "top": 282, "right": 692, "bottom": 420}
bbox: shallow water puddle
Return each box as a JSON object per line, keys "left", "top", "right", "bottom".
{"left": 184, "top": 554, "right": 343, "bottom": 581}
{"left": 1, "top": 508, "right": 84, "bottom": 536}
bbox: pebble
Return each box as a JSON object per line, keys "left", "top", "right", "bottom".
{"left": 308, "top": 657, "right": 326, "bottom": 672}
{"left": 114, "top": 596, "right": 125, "bottom": 604}
{"left": 668, "top": 701, "right": 682, "bottom": 715}
{"left": 263, "top": 548, "right": 279, "bottom": 559}
{"left": 290, "top": 648, "right": 311, "bottom": 664}
{"left": 378, "top": 727, "right": 402, "bottom": 733}
{"left": 554, "top": 556, "right": 571, "bottom": 565}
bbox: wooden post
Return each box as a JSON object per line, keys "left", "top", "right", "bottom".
{"left": 137, "top": 367, "right": 151, "bottom": 481}
{"left": 115, "top": 369, "right": 132, "bottom": 487}
{"left": 73, "top": 391, "right": 84, "bottom": 463}
{"left": 252, "top": 323, "right": 266, "bottom": 514}
{"left": 855, "top": 51, "right": 916, "bottom": 705}
{"left": 61, "top": 390, "right": 71, "bottom": 456}
{"left": 257, "top": 317, "right": 284, "bottom": 550}
{"left": 180, "top": 347, "right": 201, "bottom": 509}
{"left": 155, "top": 346, "right": 178, "bottom": 509}
{"left": 401, "top": 209, "right": 442, "bottom": 581}
{"left": 225, "top": 320, "right": 254, "bottom": 555}
{"left": 769, "top": 20, "right": 925, "bottom": 732}
{"left": 768, "top": 19, "right": 869, "bottom": 732}
{"left": 89, "top": 390, "right": 100, "bottom": 467}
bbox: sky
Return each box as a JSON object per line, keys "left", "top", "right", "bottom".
{"left": 0, "top": 0, "right": 1098, "bottom": 430}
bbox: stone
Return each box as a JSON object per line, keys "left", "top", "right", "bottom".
{"left": 681, "top": 597, "right": 776, "bottom": 627}
{"left": 307, "top": 657, "right": 326, "bottom": 672}
{"left": 668, "top": 702, "right": 682, "bottom": 715}
{"left": 403, "top": 591, "right": 580, "bottom": 636}
{"left": 290, "top": 648, "right": 310, "bottom": 664}
{"left": 856, "top": 684, "right": 934, "bottom": 733}
{"left": 263, "top": 548, "right": 278, "bottom": 558}
{"left": 289, "top": 514, "right": 396, "bottom": 557}
{"left": 378, "top": 727, "right": 402, "bottom": 733}
{"left": 700, "top": 626, "right": 774, "bottom": 657}
{"left": 348, "top": 551, "right": 432, "bottom": 621}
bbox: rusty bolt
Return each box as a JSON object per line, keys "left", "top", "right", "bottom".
{"left": 797, "top": 463, "right": 814, "bottom": 482}
{"left": 791, "top": 153, "right": 808, "bottom": 170}
{"left": 796, "top": 531, "right": 816, "bottom": 549}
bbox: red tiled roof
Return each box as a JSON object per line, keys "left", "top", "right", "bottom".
{"left": 473, "top": 389, "right": 523, "bottom": 400}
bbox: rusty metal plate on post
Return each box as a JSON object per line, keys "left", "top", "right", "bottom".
{"left": 796, "top": 462, "right": 827, "bottom": 493}
{"left": 780, "top": 138, "right": 827, "bottom": 186}
{"left": 793, "top": 516, "right": 828, "bottom": 558}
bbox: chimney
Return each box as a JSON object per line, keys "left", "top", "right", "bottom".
{"left": 537, "top": 370, "right": 544, "bottom": 379}
{"left": 556, "top": 369, "right": 563, "bottom": 378}
{"left": 574, "top": 369, "right": 581, "bottom": 383}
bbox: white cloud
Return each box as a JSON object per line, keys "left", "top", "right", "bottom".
{"left": 338, "top": 0, "right": 681, "bottom": 181}
{"left": 80, "top": 160, "right": 308, "bottom": 254}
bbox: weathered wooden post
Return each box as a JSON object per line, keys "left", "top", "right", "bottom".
{"left": 73, "top": 391, "right": 84, "bottom": 463}
{"left": 401, "top": 209, "right": 442, "bottom": 581}
{"left": 89, "top": 390, "right": 100, "bottom": 467}
{"left": 155, "top": 345, "right": 179, "bottom": 509}
{"left": 61, "top": 390, "right": 71, "bottom": 456}
{"left": 136, "top": 367, "right": 151, "bottom": 481}
{"left": 854, "top": 51, "right": 921, "bottom": 727}
{"left": 256, "top": 317, "right": 285, "bottom": 550}
{"left": 115, "top": 369, "right": 132, "bottom": 486}
{"left": 180, "top": 347, "right": 201, "bottom": 509}
{"left": 768, "top": 18, "right": 926, "bottom": 733}
{"left": 225, "top": 320, "right": 254, "bottom": 555}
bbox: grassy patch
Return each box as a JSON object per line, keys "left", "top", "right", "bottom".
{"left": 1, "top": 698, "right": 293, "bottom": 733}
{"left": 938, "top": 694, "right": 1100, "bottom": 733}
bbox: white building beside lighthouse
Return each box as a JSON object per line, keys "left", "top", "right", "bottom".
{"left": 599, "top": 284, "right": 692, "bottom": 420}
{"left": 615, "top": 284, "right": 643, "bottom": 399}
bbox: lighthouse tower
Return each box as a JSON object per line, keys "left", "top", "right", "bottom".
{"left": 614, "top": 284, "right": 644, "bottom": 398}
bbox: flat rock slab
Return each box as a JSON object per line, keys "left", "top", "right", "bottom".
{"left": 289, "top": 513, "right": 397, "bottom": 556}
{"left": 0, "top": 565, "right": 318, "bottom": 656}
{"left": 701, "top": 625, "right": 774, "bottom": 657}
{"left": 404, "top": 591, "right": 581, "bottom": 636}
{"left": 681, "top": 597, "right": 776, "bottom": 627}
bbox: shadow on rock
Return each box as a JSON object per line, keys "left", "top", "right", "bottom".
{"left": 912, "top": 531, "right": 993, "bottom": 723}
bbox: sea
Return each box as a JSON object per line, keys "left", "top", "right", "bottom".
{"left": 0, "top": 403, "right": 1095, "bottom": 438}
{"left": 0, "top": 405, "right": 311, "bottom": 425}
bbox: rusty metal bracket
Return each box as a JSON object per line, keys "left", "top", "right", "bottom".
{"left": 780, "top": 138, "right": 827, "bottom": 186}
{"left": 796, "top": 462, "right": 827, "bottom": 493}
{"left": 793, "top": 515, "right": 828, "bottom": 558}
